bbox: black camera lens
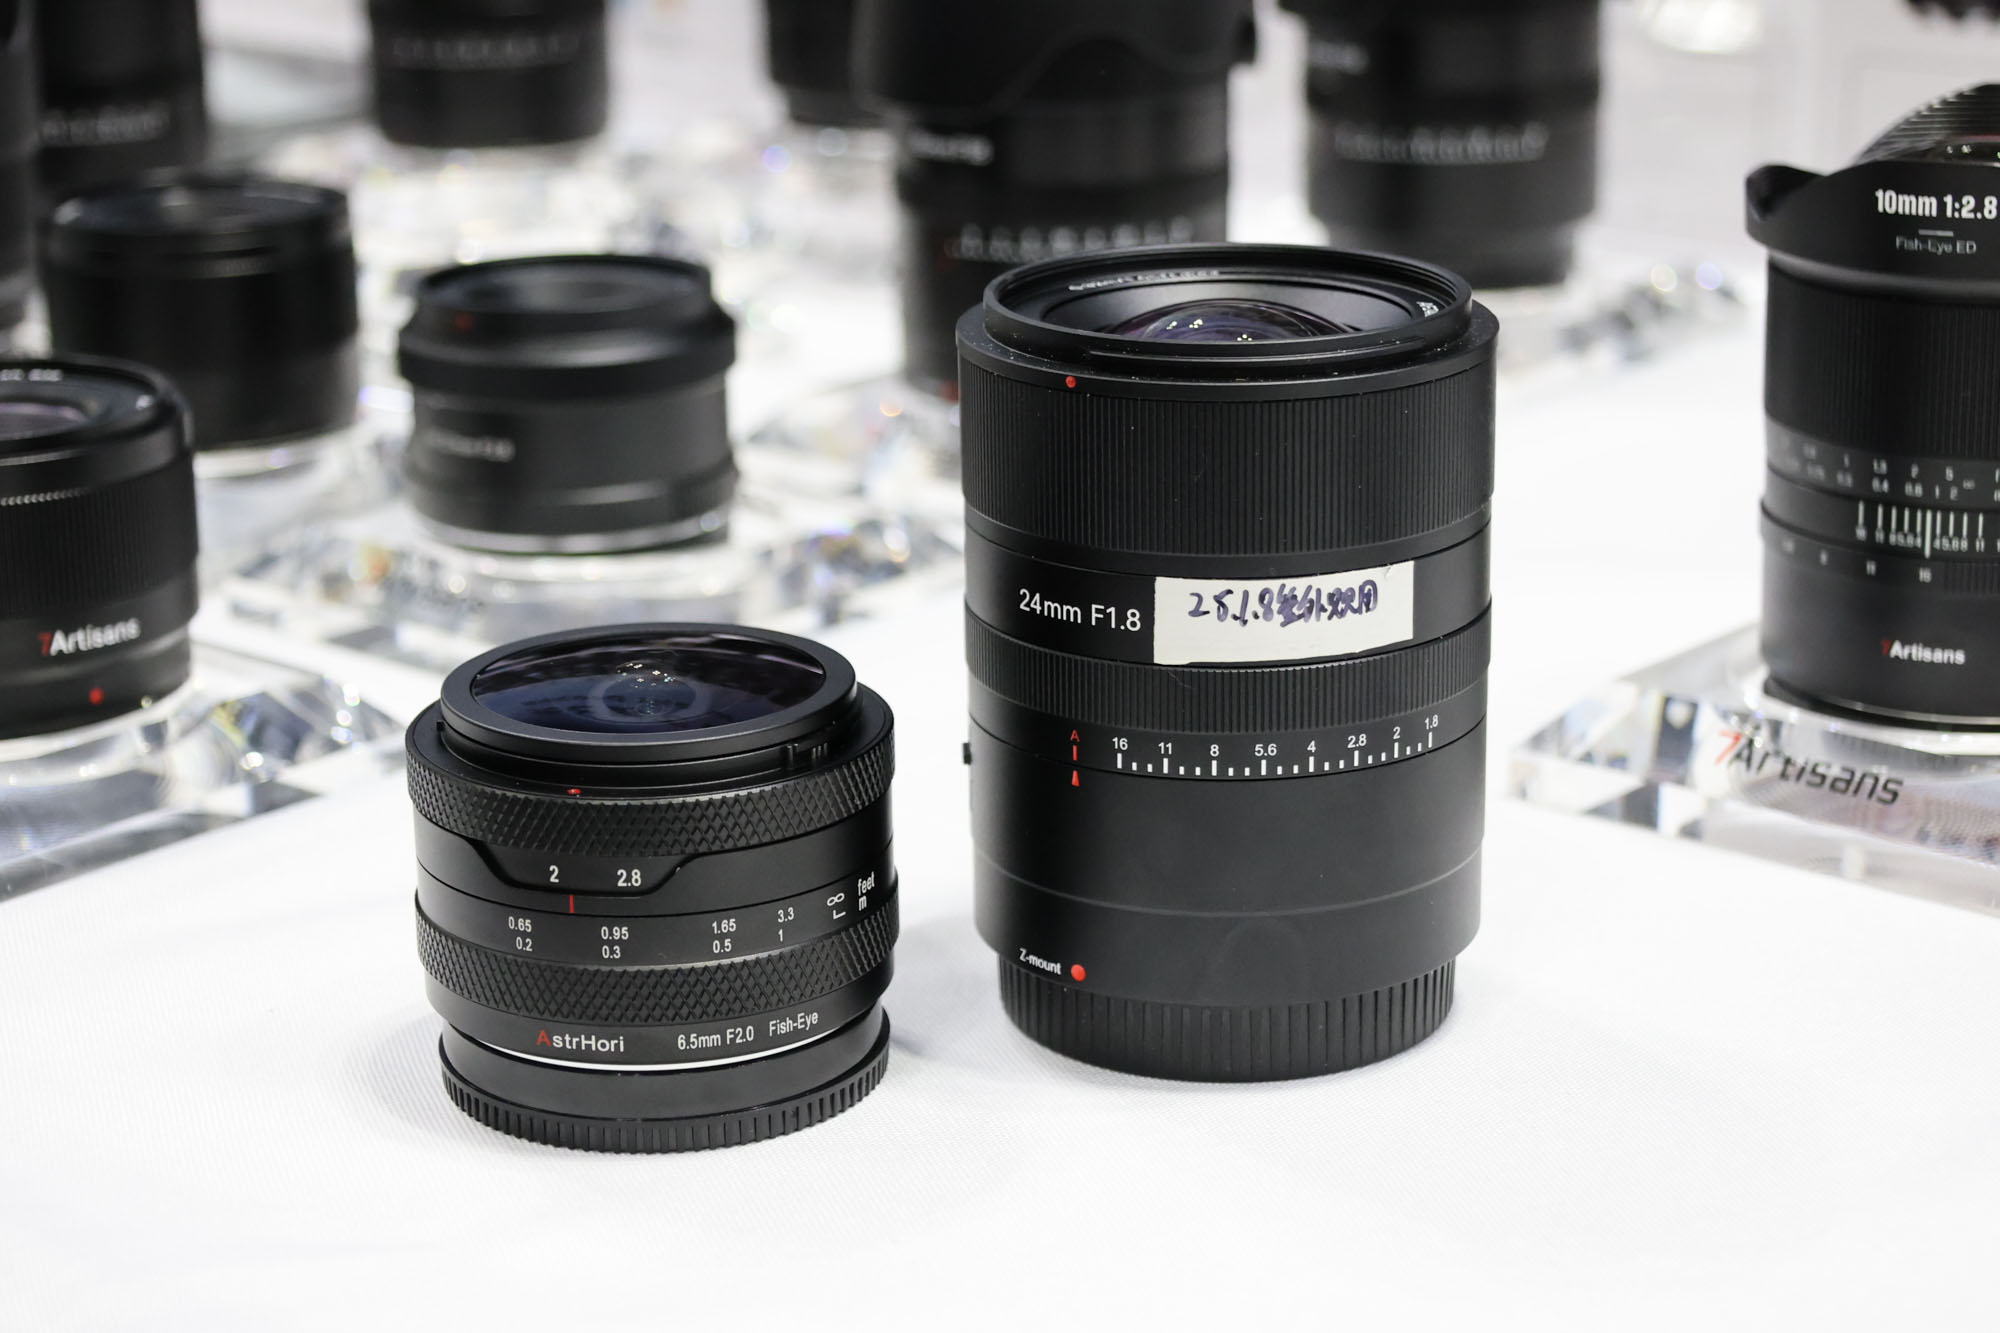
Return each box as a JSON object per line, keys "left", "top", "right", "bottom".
{"left": 368, "top": 0, "right": 609, "bottom": 150}
{"left": 0, "top": 357, "right": 199, "bottom": 740}
{"left": 958, "top": 243, "right": 1496, "bottom": 1080}
{"left": 1282, "top": 0, "right": 1600, "bottom": 290}
{"left": 34, "top": 0, "right": 207, "bottom": 197}
{"left": 1751, "top": 85, "right": 2000, "bottom": 725}
{"left": 1, "top": 0, "right": 35, "bottom": 331}
{"left": 856, "top": 0, "right": 1254, "bottom": 394}
{"left": 408, "top": 623, "right": 897, "bottom": 1152}
{"left": 398, "top": 255, "right": 737, "bottom": 554}
{"left": 41, "top": 173, "right": 360, "bottom": 453}
{"left": 764, "top": 0, "right": 876, "bottom": 129}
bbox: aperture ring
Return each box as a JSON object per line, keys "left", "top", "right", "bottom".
{"left": 406, "top": 723, "right": 894, "bottom": 857}
{"left": 959, "top": 359, "right": 1496, "bottom": 557}
{"left": 1763, "top": 510, "right": 2000, "bottom": 594}
{"left": 1768, "top": 422, "right": 2000, "bottom": 509}
{"left": 966, "top": 607, "right": 1491, "bottom": 735}
{"left": 417, "top": 890, "right": 899, "bottom": 1026}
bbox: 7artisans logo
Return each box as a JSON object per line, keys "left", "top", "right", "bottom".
{"left": 1883, "top": 639, "right": 1967, "bottom": 667}
{"left": 1716, "top": 731, "right": 1902, "bottom": 808}
{"left": 38, "top": 619, "right": 141, "bottom": 657}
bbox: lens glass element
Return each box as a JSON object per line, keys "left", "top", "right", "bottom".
{"left": 1107, "top": 299, "right": 1349, "bottom": 343}
{"left": 0, "top": 400, "right": 91, "bottom": 441}
{"left": 470, "top": 634, "right": 825, "bottom": 736}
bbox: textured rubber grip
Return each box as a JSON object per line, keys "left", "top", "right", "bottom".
{"left": 406, "top": 728, "right": 894, "bottom": 857}
{"left": 960, "top": 360, "right": 1495, "bottom": 557}
{"left": 999, "top": 957, "right": 1455, "bottom": 1081}
{"left": 1766, "top": 263, "right": 2000, "bottom": 460}
{"left": 0, "top": 454, "right": 198, "bottom": 620}
{"left": 967, "top": 606, "right": 1491, "bottom": 733}
{"left": 417, "top": 892, "right": 899, "bottom": 1026}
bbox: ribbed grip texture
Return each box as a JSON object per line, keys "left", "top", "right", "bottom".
{"left": 406, "top": 732, "right": 893, "bottom": 856}
{"left": 1859, "top": 83, "right": 2000, "bottom": 160}
{"left": 418, "top": 895, "right": 898, "bottom": 1024}
{"left": 440, "top": 1019, "right": 890, "bottom": 1153}
{"left": 961, "top": 362, "right": 1495, "bottom": 555}
{"left": 1001, "top": 959, "right": 1454, "bottom": 1080}
{"left": 968, "top": 608, "right": 1489, "bottom": 731}
{"left": 1766, "top": 264, "right": 2000, "bottom": 460}
{"left": 0, "top": 455, "right": 198, "bottom": 619}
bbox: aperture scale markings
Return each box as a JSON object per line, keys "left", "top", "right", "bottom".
{"left": 1056, "top": 698, "right": 1479, "bottom": 782}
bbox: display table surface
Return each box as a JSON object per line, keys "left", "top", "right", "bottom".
{"left": 6, "top": 332, "right": 1998, "bottom": 1330}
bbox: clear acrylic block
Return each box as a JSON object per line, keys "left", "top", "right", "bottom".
{"left": 1512, "top": 625, "right": 2000, "bottom": 913}
{"left": 0, "top": 644, "right": 402, "bottom": 896}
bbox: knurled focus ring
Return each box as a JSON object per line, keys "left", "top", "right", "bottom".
{"left": 967, "top": 607, "right": 1491, "bottom": 733}
{"left": 417, "top": 890, "right": 899, "bottom": 1025}
{"left": 406, "top": 725, "right": 894, "bottom": 857}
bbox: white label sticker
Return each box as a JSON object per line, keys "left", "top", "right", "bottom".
{"left": 1151, "top": 563, "right": 1416, "bottom": 665}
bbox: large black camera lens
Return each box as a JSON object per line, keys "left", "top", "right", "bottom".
{"left": 368, "top": 0, "right": 609, "bottom": 149}
{"left": 0, "top": 358, "right": 199, "bottom": 739}
{"left": 1, "top": 0, "right": 35, "bottom": 331}
{"left": 856, "top": 0, "right": 1254, "bottom": 394}
{"left": 1752, "top": 85, "right": 2000, "bottom": 725}
{"left": 34, "top": 0, "right": 207, "bottom": 197}
{"left": 398, "top": 255, "right": 737, "bottom": 554}
{"left": 959, "top": 243, "right": 1496, "bottom": 1080}
{"left": 1282, "top": 0, "right": 1600, "bottom": 290}
{"left": 764, "top": 0, "right": 875, "bottom": 129}
{"left": 41, "top": 173, "right": 360, "bottom": 453}
{"left": 408, "top": 623, "right": 897, "bottom": 1152}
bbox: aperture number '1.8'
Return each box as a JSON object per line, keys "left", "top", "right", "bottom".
{"left": 1189, "top": 580, "right": 1380, "bottom": 628}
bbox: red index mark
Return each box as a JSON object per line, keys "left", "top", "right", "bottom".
{"left": 1070, "top": 964, "right": 1086, "bottom": 982}
{"left": 568, "top": 894, "right": 575, "bottom": 914}
{"left": 88, "top": 687, "right": 105, "bottom": 705}
{"left": 1071, "top": 771, "right": 1081, "bottom": 787}
{"left": 567, "top": 788, "right": 582, "bottom": 796}
{"left": 1064, "top": 376, "right": 1077, "bottom": 389}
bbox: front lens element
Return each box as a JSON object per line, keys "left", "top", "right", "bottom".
{"left": 958, "top": 244, "right": 1496, "bottom": 1082}
{"left": 409, "top": 623, "right": 897, "bottom": 1152}
{"left": 0, "top": 401, "right": 92, "bottom": 440}
{"left": 470, "top": 634, "right": 826, "bottom": 736}
{"left": 1107, "top": 299, "right": 1348, "bottom": 342}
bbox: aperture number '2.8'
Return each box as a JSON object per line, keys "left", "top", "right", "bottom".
{"left": 1189, "top": 580, "right": 1380, "bottom": 628}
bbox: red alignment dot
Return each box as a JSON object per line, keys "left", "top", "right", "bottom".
{"left": 567, "top": 788, "right": 582, "bottom": 796}
{"left": 1064, "top": 376, "right": 1077, "bottom": 389}
{"left": 1070, "top": 964, "right": 1086, "bottom": 982}
{"left": 88, "top": 687, "right": 105, "bottom": 706}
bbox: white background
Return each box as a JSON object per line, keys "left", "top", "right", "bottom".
{"left": 6, "top": 3, "right": 2000, "bottom": 1329}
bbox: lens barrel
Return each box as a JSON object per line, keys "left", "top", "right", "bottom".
{"left": 1284, "top": 0, "right": 1600, "bottom": 290}
{"left": 408, "top": 624, "right": 897, "bottom": 1152}
{"left": 1751, "top": 85, "right": 2000, "bottom": 725}
{"left": 764, "top": 0, "right": 875, "bottom": 129}
{"left": 398, "top": 255, "right": 737, "bottom": 554}
{"left": 958, "top": 243, "right": 1496, "bottom": 1081}
{"left": 855, "top": 0, "right": 1254, "bottom": 394}
{"left": 34, "top": 0, "right": 207, "bottom": 197}
{"left": 1, "top": 1, "right": 35, "bottom": 330}
{"left": 368, "top": 0, "right": 609, "bottom": 149}
{"left": 0, "top": 357, "right": 199, "bottom": 740}
{"left": 41, "top": 173, "right": 360, "bottom": 452}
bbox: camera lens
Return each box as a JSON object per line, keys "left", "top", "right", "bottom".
{"left": 33, "top": 0, "right": 207, "bottom": 197}
{"left": 958, "top": 243, "right": 1496, "bottom": 1080}
{"left": 368, "top": 0, "right": 609, "bottom": 149}
{"left": 398, "top": 255, "right": 737, "bottom": 555}
{"left": 1283, "top": 0, "right": 1600, "bottom": 290}
{"left": 764, "top": 0, "right": 876, "bottom": 129}
{"left": 408, "top": 623, "right": 897, "bottom": 1152}
{"left": 0, "top": 357, "right": 199, "bottom": 740}
{"left": 855, "top": 0, "right": 1254, "bottom": 394}
{"left": 41, "top": 173, "right": 360, "bottom": 453}
{"left": 1752, "top": 85, "right": 2000, "bottom": 725}
{"left": 1, "top": 1, "right": 34, "bottom": 331}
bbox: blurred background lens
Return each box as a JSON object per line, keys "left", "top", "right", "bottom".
{"left": 398, "top": 255, "right": 737, "bottom": 554}
{"left": 368, "top": 0, "right": 609, "bottom": 149}
{"left": 0, "top": 0, "right": 33, "bottom": 333}
{"left": 763, "top": 0, "right": 875, "bottom": 129}
{"left": 856, "top": 0, "right": 1255, "bottom": 395}
{"left": 34, "top": 0, "right": 208, "bottom": 197}
{"left": 1283, "top": 0, "right": 1601, "bottom": 290}
{"left": 0, "top": 358, "right": 199, "bottom": 740}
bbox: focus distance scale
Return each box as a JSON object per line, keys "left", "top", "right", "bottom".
{"left": 408, "top": 624, "right": 898, "bottom": 1152}
{"left": 961, "top": 242, "right": 1496, "bottom": 1081}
